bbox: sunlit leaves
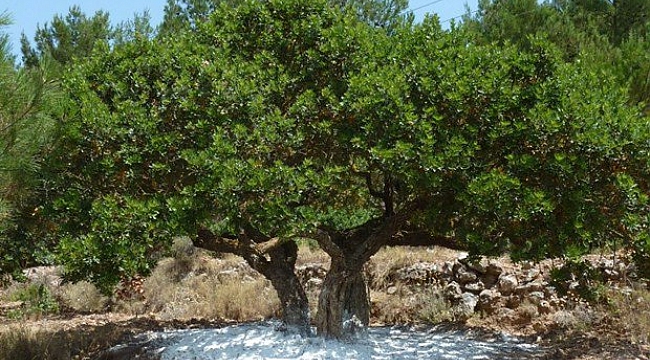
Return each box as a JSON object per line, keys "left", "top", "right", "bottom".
{"left": 51, "top": 0, "right": 650, "bottom": 290}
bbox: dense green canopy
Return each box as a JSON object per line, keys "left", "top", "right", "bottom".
{"left": 42, "top": 0, "right": 649, "bottom": 292}
{"left": 1, "top": 0, "right": 649, "bottom": 337}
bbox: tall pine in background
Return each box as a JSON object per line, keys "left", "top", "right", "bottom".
{"left": 0, "top": 13, "right": 62, "bottom": 276}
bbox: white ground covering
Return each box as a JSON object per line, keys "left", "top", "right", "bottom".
{"left": 137, "top": 321, "right": 539, "bottom": 360}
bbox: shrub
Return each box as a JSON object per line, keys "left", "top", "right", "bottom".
{"left": 7, "top": 283, "right": 59, "bottom": 319}
{"left": 59, "top": 281, "right": 108, "bottom": 313}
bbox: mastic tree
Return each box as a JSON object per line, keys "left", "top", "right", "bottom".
{"left": 158, "top": 0, "right": 410, "bottom": 37}
{"left": 54, "top": 0, "right": 649, "bottom": 339}
{"left": 57, "top": 0, "right": 428, "bottom": 336}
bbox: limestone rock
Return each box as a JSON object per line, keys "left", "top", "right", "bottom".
{"left": 456, "top": 292, "right": 478, "bottom": 317}
{"left": 515, "top": 281, "right": 545, "bottom": 295}
{"left": 538, "top": 300, "right": 554, "bottom": 314}
{"left": 440, "top": 261, "right": 454, "bottom": 278}
{"left": 463, "top": 281, "right": 485, "bottom": 294}
{"left": 444, "top": 281, "right": 463, "bottom": 301}
{"left": 395, "top": 262, "right": 439, "bottom": 285}
{"left": 482, "top": 261, "right": 503, "bottom": 288}
{"left": 498, "top": 275, "right": 519, "bottom": 296}
{"left": 478, "top": 289, "right": 500, "bottom": 313}
{"left": 528, "top": 291, "right": 546, "bottom": 305}
{"left": 455, "top": 264, "right": 478, "bottom": 284}
{"left": 506, "top": 295, "right": 522, "bottom": 309}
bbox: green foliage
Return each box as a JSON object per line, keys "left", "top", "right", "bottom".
{"left": 52, "top": 0, "right": 650, "bottom": 292}
{"left": 57, "top": 195, "right": 167, "bottom": 294}
{"left": 401, "top": 21, "right": 650, "bottom": 261}
{"left": 465, "top": 0, "right": 650, "bottom": 111}
{"left": 549, "top": 259, "right": 608, "bottom": 303}
{"left": 57, "top": 0, "right": 378, "bottom": 290}
{"left": 329, "top": 0, "right": 411, "bottom": 33}
{"left": 460, "top": 1, "right": 650, "bottom": 265}
{"left": 0, "top": 18, "right": 62, "bottom": 276}
{"left": 8, "top": 284, "right": 60, "bottom": 318}
{"left": 20, "top": 6, "right": 113, "bottom": 69}
{"left": 159, "top": 0, "right": 231, "bottom": 36}
{"left": 112, "top": 11, "right": 156, "bottom": 45}
{"left": 0, "top": 12, "right": 12, "bottom": 63}
{"left": 159, "top": 0, "right": 411, "bottom": 37}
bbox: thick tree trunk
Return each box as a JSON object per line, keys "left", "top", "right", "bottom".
{"left": 258, "top": 241, "right": 310, "bottom": 333}
{"left": 316, "top": 257, "right": 369, "bottom": 339}
{"left": 193, "top": 228, "right": 310, "bottom": 333}
{"left": 311, "top": 200, "right": 425, "bottom": 339}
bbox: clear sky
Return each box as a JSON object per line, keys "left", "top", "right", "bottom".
{"left": 2, "top": 0, "right": 478, "bottom": 58}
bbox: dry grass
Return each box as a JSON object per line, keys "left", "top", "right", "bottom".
{"left": 142, "top": 249, "right": 279, "bottom": 321}
{"left": 368, "top": 246, "right": 458, "bottom": 289}
{"left": 192, "top": 280, "right": 279, "bottom": 321}
{"left": 1, "top": 240, "right": 647, "bottom": 359}
{"left": 59, "top": 281, "right": 108, "bottom": 313}
{"left": 296, "top": 245, "right": 329, "bottom": 266}
{"left": 417, "top": 290, "right": 456, "bottom": 323}
{"left": 371, "top": 246, "right": 458, "bottom": 268}
{"left": 0, "top": 325, "right": 71, "bottom": 360}
{"left": 606, "top": 286, "right": 650, "bottom": 345}
{"left": 1, "top": 282, "right": 60, "bottom": 319}
{"left": 0, "top": 321, "right": 128, "bottom": 360}
{"left": 370, "top": 287, "right": 455, "bottom": 325}
{"left": 546, "top": 285, "right": 650, "bottom": 345}
{"left": 514, "top": 300, "right": 540, "bottom": 323}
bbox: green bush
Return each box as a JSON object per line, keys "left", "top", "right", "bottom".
{"left": 8, "top": 284, "right": 59, "bottom": 318}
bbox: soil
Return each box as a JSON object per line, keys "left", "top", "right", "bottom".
{"left": 1, "top": 248, "right": 649, "bottom": 360}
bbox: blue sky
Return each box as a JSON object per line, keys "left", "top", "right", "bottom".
{"left": 2, "top": 0, "right": 478, "bottom": 58}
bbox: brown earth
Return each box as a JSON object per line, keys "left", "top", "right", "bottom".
{"left": 1, "top": 245, "right": 648, "bottom": 360}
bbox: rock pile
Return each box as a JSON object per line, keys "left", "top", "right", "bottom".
{"left": 296, "top": 252, "right": 640, "bottom": 322}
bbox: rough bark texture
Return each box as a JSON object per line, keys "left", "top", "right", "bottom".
{"left": 259, "top": 240, "right": 310, "bottom": 331}
{"left": 316, "top": 256, "right": 369, "bottom": 339}
{"left": 312, "top": 207, "right": 415, "bottom": 338}
{"left": 193, "top": 227, "right": 310, "bottom": 333}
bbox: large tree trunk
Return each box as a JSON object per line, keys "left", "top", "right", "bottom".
{"left": 316, "top": 256, "right": 369, "bottom": 339}
{"left": 312, "top": 209, "right": 413, "bottom": 338}
{"left": 258, "top": 240, "right": 310, "bottom": 333}
{"left": 193, "top": 228, "right": 310, "bottom": 334}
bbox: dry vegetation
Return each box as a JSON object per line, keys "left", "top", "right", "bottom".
{"left": 0, "top": 242, "right": 649, "bottom": 360}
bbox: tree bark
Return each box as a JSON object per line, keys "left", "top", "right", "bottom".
{"left": 316, "top": 256, "right": 369, "bottom": 339}
{"left": 312, "top": 205, "right": 416, "bottom": 338}
{"left": 193, "top": 227, "right": 310, "bottom": 333}
{"left": 258, "top": 240, "right": 310, "bottom": 333}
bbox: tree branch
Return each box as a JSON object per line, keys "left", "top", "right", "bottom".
{"left": 194, "top": 227, "right": 240, "bottom": 253}
{"left": 363, "top": 171, "right": 384, "bottom": 199}
{"left": 383, "top": 175, "right": 394, "bottom": 217}
{"left": 302, "top": 228, "right": 344, "bottom": 259}
{"left": 255, "top": 236, "right": 282, "bottom": 254}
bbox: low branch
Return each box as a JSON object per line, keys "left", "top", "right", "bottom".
{"left": 194, "top": 227, "right": 240, "bottom": 254}
{"left": 303, "top": 228, "right": 344, "bottom": 259}
{"left": 255, "top": 237, "right": 282, "bottom": 254}
{"left": 364, "top": 172, "right": 384, "bottom": 199}
{"left": 195, "top": 227, "right": 283, "bottom": 255}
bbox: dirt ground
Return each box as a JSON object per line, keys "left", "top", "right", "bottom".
{"left": 1, "top": 246, "right": 649, "bottom": 360}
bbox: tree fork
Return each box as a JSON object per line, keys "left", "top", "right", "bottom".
{"left": 312, "top": 201, "right": 420, "bottom": 338}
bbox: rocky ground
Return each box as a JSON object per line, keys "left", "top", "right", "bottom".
{"left": 1, "top": 245, "right": 649, "bottom": 359}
